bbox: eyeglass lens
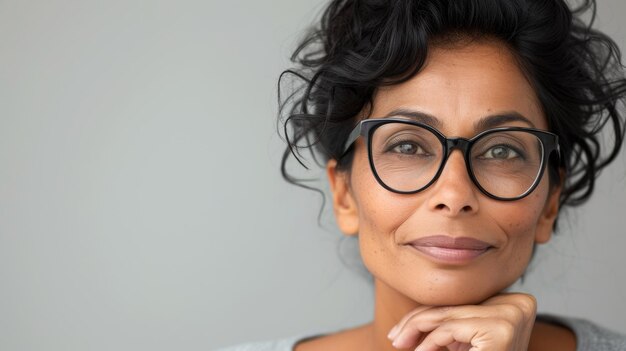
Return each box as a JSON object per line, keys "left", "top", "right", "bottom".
{"left": 370, "top": 123, "right": 544, "bottom": 199}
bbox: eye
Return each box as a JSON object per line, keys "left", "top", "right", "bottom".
{"left": 480, "top": 145, "right": 520, "bottom": 159}
{"left": 389, "top": 141, "right": 427, "bottom": 155}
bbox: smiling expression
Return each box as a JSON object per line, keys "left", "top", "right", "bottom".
{"left": 326, "top": 39, "right": 562, "bottom": 306}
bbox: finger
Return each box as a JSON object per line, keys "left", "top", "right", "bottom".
{"left": 446, "top": 341, "right": 472, "bottom": 351}
{"left": 394, "top": 303, "right": 533, "bottom": 349}
{"left": 415, "top": 297, "right": 535, "bottom": 328}
{"left": 392, "top": 294, "right": 537, "bottom": 348}
{"left": 481, "top": 293, "right": 537, "bottom": 318}
{"left": 392, "top": 304, "right": 500, "bottom": 348}
{"left": 415, "top": 318, "right": 516, "bottom": 351}
{"left": 388, "top": 305, "right": 434, "bottom": 339}
{"left": 391, "top": 305, "right": 473, "bottom": 349}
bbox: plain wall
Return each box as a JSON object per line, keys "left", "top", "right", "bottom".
{"left": 0, "top": 1, "right": 625, "bottom": 350}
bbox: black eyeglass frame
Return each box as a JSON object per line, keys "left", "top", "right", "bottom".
{"left": 341, "top": 117, "right": 561, "bottom": 201}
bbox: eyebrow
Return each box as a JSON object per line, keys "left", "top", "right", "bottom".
{"left": 383, "top": 108, "right": 536, "bottom": 132}
{"left": 384, "top": 109, "right": 444, "bottom": 130}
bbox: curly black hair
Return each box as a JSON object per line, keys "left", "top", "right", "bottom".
{"left": 278, "top": 0, "right": 626, "bottom": 230}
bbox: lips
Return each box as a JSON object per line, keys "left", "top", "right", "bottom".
{"left": 404, "top": 235, "right": 494, "bottom": 264}
{"left": 406, "top": 235, "right": 493, "bottom": 250}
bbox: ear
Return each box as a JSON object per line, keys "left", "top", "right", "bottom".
{"left": 326, "top": 159, "right": 359, "bottom": 236}
{"left": 534, "top": 171, "right": 564, "bottom": 244}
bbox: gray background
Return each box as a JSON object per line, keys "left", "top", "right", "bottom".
{"left": 0, "top": 1, "right": 625, "bottom": 350}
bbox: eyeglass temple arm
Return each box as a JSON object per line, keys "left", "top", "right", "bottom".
{"left": 341, "top": 123, "right": 363, "bottom": 156}
{"left": 551, "top": 135, "right": 561, "bottom": 161}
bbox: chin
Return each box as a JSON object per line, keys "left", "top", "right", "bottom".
{"left": 413, "top": 290, "right": 495, "bottom": 306}
{"left": 400, "top": 276, "right": 517, "bottom": 306}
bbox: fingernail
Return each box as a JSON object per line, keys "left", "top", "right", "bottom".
{"left": 387, "top": 324, "right": 399, "bottom": 339}
{"left": 392, "top": 338, "right": 400, "bottom": 348}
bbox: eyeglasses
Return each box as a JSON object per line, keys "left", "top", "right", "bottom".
{"left": 341, "top": 118, "right": 560, "bottom": 201}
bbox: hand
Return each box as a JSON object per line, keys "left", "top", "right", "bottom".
{"left": 387, "top": 293, "right": 537, "bottom": 351}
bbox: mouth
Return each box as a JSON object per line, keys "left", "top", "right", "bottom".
{"left": 404, "top": 235, "right": 494, "bottom": 265}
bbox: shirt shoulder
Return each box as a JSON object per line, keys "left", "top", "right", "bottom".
{"left": 214, "top": 333, "right": 327, "bottom": 351}
{"left": 538, "top": 313, "right": 626, "bottom": 351}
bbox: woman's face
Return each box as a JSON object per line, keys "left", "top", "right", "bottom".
{"left": 327, "top": 40, "right": 561, "bottom": 306}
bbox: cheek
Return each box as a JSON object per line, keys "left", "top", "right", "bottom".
{"left": 350, "top": 151, "right": 416, "bottom": 238}
{"left": 349, "top": 151, "right": 416, "bottom": 272}
{"left": 492, "top": 189, "right": 548, "bottom": 274}
{"left": 499, "top": 206, "right": 540, "bottom": 235}
{"left": 498, "top": 186, "right": 546, "bottom": 236}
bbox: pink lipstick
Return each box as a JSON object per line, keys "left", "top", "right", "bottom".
{"left": 405, "top": 235, "right": 493, "bottom": 264}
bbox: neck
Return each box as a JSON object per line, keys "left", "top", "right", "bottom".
{"left": 363, "top": 278, "right": 424, "bottom": 351}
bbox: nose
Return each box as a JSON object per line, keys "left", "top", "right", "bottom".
{"left": 425, "top": 149, "right": 479, "bottom": 216}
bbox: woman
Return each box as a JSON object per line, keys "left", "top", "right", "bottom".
{"left": 218, "top": 0, "right": 626, "bottom": 349}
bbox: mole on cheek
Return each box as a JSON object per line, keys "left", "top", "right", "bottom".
{"left": 507, "top": 220, "right": 522, "bottom": 229}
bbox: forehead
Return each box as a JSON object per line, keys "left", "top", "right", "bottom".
{"left": 370, "top": 40, "right": 547, "bottom": 133}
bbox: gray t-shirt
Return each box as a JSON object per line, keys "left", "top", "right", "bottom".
{"left": 215, "top": 314, "right": 626, "bottom": 351}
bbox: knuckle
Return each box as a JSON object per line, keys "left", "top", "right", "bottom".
{"left": 503, "top": 304, "right": 524, "bottom": 321}
{"left": 437, "top": 306, "right": 453, "bottom": 315}
{"left": 516, "top": 294, "right": 538, "bottom": 316}
{"left": 495, "top": 319, "right": 516, "bottom": 337}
